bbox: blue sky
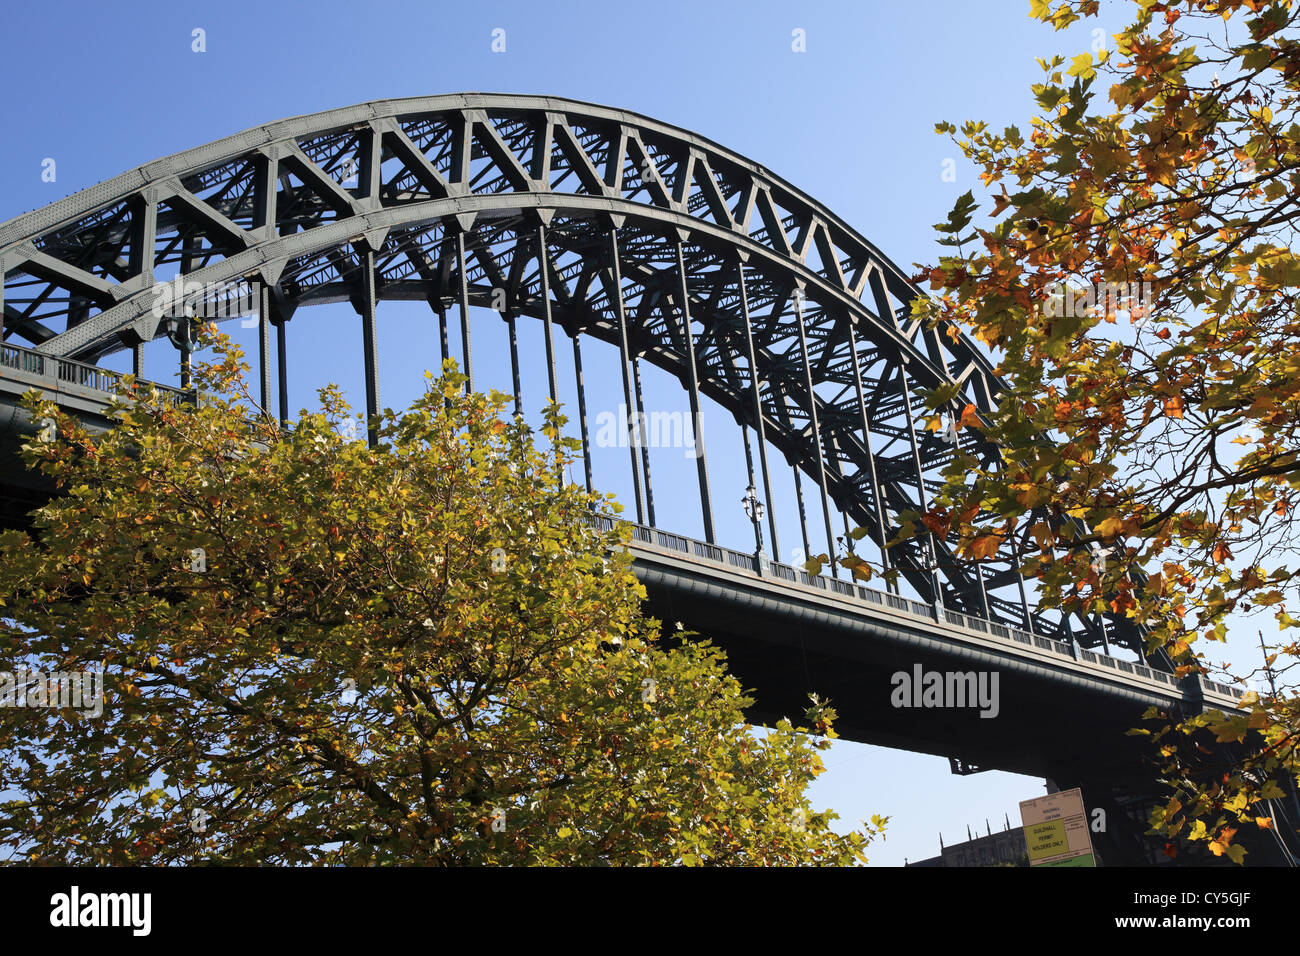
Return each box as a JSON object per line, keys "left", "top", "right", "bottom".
{"left": 3, "top": 0, "right": 1259, "bottom": 866}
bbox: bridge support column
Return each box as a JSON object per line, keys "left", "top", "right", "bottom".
{"left": 847, "top": 322, "right": 894, "bottom": 592}
{"left": 276, "top": 312, "right": 289, "bottom": 428}
{"left": 357, "top": 247, "right": 381, "bottom": 448}
{"left": 898, "top": 356, "right": 942, "bottom": 605}
{"left": 536, "top": 224, "right": 559, "bottom": 408}
{"left": 258, "top": 284, "right": 272, "bottom": 418}
{"left": 609, "top": 229, "right": 646, "bottom": 525}
{"left": 794, "top": 464, "right": 811, "bottom": 563}
{"left": 737, "top": 261, "right": 780, "bottom": 562}
{"left": 675, "top": 239, "right": 715, "bottom": 544}
{"left": 537, "top": 223, "right": 563, "bottom": 484}
{"left": 572, "top": 336, "right": 594, "bottom": 496}
{"left": 632, "top": 355, "right": 656, "bottom": 527}
{"left": 132, "top": 343, "right": 144, "bottom": 381}
{"left": 1008, "top": 518, "right": 1034, "bottom": 631}
{"left": 792, "top": 285, "right": 837, "bottom": 576}
{"left": 435, "top": 304, "right": 451, "bottom": 412}
{"left": 179, "top": 237, "right": 197, "bottom": 391}
{"left": 179, "top": 331, "right": 191, "bottom": 390}
{"left": 975, "top": 552, "right": 992, "bottom": 619}
{"left": 507, "top": 312, "right": 523, "bottom": 419}
{"left": 742, "top": 426, "right": 762, "bottom": 561}
{"left": 456, "top": 231, "right": 475, "bottom": 393}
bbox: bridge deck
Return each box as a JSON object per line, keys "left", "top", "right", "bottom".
{"left": 597, "top": 515, "right": 1244, "bottom": 713}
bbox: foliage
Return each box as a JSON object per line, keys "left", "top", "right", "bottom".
{"left": 909, "top": 0, "right": 1300, "bottom": 861}
{"left": 0, "top": 327, "right": 883, "bottom": 865}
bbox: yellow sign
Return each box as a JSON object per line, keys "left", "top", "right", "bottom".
{"left": 1026, "top": 820, "right": 1069, "bottom": 861}
{"left": 1018, "top": 788, "right": 1097, "bottom": 867}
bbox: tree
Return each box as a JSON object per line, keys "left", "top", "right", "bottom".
{"left": 896, "top": 0, "right": 1300, "bottom": 863}
{"left": 0, "top": 328, "right": 884, "bottom": 865}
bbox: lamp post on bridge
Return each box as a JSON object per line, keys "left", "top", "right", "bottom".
{"left": 918, "top": 538, "right": 945, "bottom": 612}
{"left": 1089, "top": 542, "right": 1113, "bottom": 655}
{"left": 742, "top": 484, "right": 766, "bottom": 574}
{"left": 163, "top": 314, "right": 196, "bottom": 396}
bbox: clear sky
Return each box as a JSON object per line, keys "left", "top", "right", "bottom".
{"left": 2, "top": 0, "right": 1260, "bottom": 866}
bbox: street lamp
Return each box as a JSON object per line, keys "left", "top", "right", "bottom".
{"left": 742, "top": 484, "right": 766, "bottom": 561}
{"left": 1089, "top": 542, "right": 1112, "bottom": 655}
{"left": 163, "top": 314, "right": 196, "bottom": 390}
{"left": 918, "top": 538, "right": 944, "bottom": 610}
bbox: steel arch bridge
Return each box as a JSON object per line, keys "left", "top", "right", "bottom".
{"left": 1, "top": 93, "right": 1127, "bottom": 656}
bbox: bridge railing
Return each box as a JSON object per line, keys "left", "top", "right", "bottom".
{"left": 0, "top": 343, "right": 46, "bottom": 376}
{"left": 0, "top": 342, "right": 189, "bottom": 405}
{"left": 590, "top": 513, "right": 1245, "bottom": 705}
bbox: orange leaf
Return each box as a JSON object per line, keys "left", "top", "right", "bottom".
{"left": 921, "top": 511, "right": 951, "bottom": 537}
{"left": 970, "top": 534, "right": 1003, "bottom": 560}
{"left": 1163, "top": 396, "right": 1184, "bottom": 418}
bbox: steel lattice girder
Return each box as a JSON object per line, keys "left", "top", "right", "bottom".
{"left": 0, "top": 93, "right": 1132, "bottom": 654}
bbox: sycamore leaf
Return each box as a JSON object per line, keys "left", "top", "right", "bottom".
{"left": 1094, "top": 517, "right": 1124, "bottom": 539}
{"left": 1067, "top": 52, "right": 1095, "bottom": 79}
{"left": 970, "top": 534, "right": 1003, "bottom": 560}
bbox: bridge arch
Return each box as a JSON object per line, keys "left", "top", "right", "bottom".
{"left": 0, "top": 93, "right": 1121, "bottom": 652}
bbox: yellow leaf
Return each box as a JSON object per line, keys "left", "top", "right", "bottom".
{"left": 1095, "top": 517, "right": 1124, "bottom": 539}
{"left": 1067, "top": 52, "right": 1095, "bottom": 79}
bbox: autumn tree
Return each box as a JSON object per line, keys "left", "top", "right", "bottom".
{"left": 0, "top": 328, "right": 883, "bottom": 865}
{"left": 894, "top": 0, "right": 1300, "bottom": 863}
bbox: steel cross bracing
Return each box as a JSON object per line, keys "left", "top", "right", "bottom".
{"left": 0, "top": 93, "right": 1135, "bottom": 657}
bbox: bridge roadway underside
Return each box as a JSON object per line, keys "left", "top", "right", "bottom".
{"left": 0, "top": 398, "right": 116, "bottom": 531}
{"left": 633, "top": 547, "right": 1186, "bottom": 788}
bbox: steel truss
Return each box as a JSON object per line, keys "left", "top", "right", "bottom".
{"left": 0, "top": 94, "right": 1137, "bottom": 655}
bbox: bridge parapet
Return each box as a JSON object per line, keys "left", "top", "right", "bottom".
{"left": 1, "top": 341, "right": 188, "bottom": 421}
